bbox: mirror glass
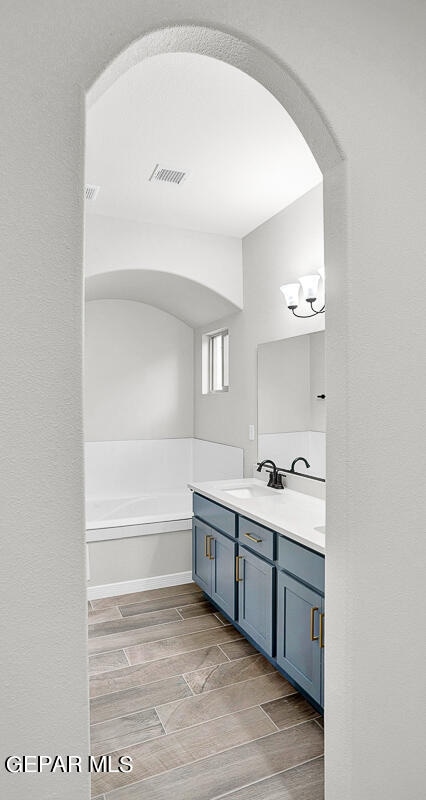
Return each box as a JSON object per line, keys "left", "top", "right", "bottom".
{"left": 257, "top": 331, "right": 325, "bottom": 480}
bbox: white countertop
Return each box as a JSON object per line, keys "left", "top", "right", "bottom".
{"left": 188, "top": 478, "right": 325, "bottom": 555}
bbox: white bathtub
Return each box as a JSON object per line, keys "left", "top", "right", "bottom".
{"left": 85, "top": 439, "right": 243, "bottom": 594}
{"left": 86, "top": 490, "right": 193, "bottom": 542}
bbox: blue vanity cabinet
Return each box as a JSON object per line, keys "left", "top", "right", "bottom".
{"left": 192, "top": 516, "right": 214, "bottom": 595}
{"left": 192, "top": 494, "right": 237, "bottom": 620}
{"left": 276, "top": 570, "right": 324, "bottom": 706}
{"left": 210, "top": 529, "right": 236, "bottom": 620}
{"left": 236, "top": 544, "right": 274, "bottom": 657}
{"left": 192, "top": 491, "right": 325, "bottom": 710}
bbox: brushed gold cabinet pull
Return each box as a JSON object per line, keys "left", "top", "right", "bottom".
{"left": 319, "top": 613, "right": 325, "bottom": 648}
{"left": 244, "top": 532, "right": 262, "bottom": 544}
{"left": 208, "top": 536, "right": 214, "bottom": 560}
{"left": 235, "top": 556, "right": 243, "bottom": 582}
{"left": 204, "top": 534, "right": 209, "bottom": 558}
{"left": 310, "top": 607, "right": 319, "bottom": 641}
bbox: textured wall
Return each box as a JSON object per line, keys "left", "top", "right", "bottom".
{"left": 1, "top": 4, "right": 426, "bottom": 800}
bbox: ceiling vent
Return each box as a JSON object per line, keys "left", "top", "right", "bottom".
{"left": 149, "top": 164, "right": 188, "bottom": 185}
{"left": 85, "top": 184, "right": 100, "bottom": 201}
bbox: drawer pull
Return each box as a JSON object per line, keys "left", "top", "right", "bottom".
{"left": 204, "top": 534, "right": 209, "bottom": 558}
{"left": 244, "top": 532, "right": 263, "bottom": 544}
{"left": 235, "top": 556, "right": 243, "bottom": 582}
{"left": 319, "top": 613, "right": 325, "bottom": 648}
{"left": 310, "top": 607, "right": 319, "bottom": 641}
{"left": 207, "top": 535, "right": 214, "bottom": 560}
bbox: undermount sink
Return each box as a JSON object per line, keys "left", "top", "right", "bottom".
{"left": 224, "top": 485, "right": 275, "bottom": 499}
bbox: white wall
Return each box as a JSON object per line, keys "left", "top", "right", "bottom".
{"left": 84, "top": 299, "right": 194, "bottom": 440}
{"left": 195, "top": 184, "right": 325, "bottom": 473}
{"left": 85, "top": 214, "right": 243, "bottom": 307}
{"left": 2, "top": 8, "right": 426, "bottom": 800}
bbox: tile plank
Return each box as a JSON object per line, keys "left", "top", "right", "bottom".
{"left": 213, "top": 611, "right": 230, "bottom": 626}
{"left": 212, "top": 756, "right": 324, "bottom": 800}
{"left": 103, "top": 722, "right": 324, "bottom": 800}
{"left": 89, "top": 608, "right": 181, "bottom": 639}
{"left": 91, "top": 583, "right": 200, "bottom": 611}
{"left": 125, "top": 625, "right": 242, "bottom": 665}
{"left": 219, "top": 639, "right": 258, "bottom": 660}
{"left": 119, "top": 591, "right": 202, "bottom": 617}
{"left": 184, "top": 654, "right": 276, "bottom": 695}
{"left": 91, "top": 708, "right": 164, "bottom": 756}
{"left": 88, "top": 607, "right": 121, "bottom": 625}
{"left": 176, "top": 600, "right": 215, "bottom": 619}
{"left": 157, "top": 672, "right": 296, "bottom": 733}
{"left": 89, "top": 651, "right": 129, "bottom": 676}
{"left": 91, "top": 676, "right": 191, "bottom": 724}
{"left": 89, "top": 614, "right": 223, "bottom": 656}
{"left": 261, "top": 694, "right": 320, "bottom": 730}
{"left": 90, "top": 646, "right": 228, "bottom": 698}
{"left": 91, "top": 706, "right": 276, "bottom": 796}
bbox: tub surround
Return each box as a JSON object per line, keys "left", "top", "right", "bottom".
{"left": 85, "top": 438, "right": 243, "bottom": 501}
{"left": 188, "top": 479, "right": 325, "bottom": 555}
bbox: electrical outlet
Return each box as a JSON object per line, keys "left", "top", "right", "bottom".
{"left": 249, "top": 424, "right": 255, "bottom": 441}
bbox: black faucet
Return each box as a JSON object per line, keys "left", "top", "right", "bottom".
{"left": 256, "top": 459, "right": 285, "bottom": 490}
{"left": 290, "top": 457, "right": 310, "bottom": 473}
{"left": 279, "top": 456, "right": 325, "bottom": 483}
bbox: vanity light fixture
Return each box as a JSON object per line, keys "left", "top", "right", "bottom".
{"left": 280, "top": 266, "right": 325, "bottom": 318}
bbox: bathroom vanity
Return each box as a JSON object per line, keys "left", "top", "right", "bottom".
{"left": 188, "top": 478, "right": 325, "bottom": 712}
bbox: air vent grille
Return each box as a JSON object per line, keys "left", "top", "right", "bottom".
{"left": 149, "top": 164, "right": 188, "bottom": 185}
{"left": 85, "top": 184, "right": 100, "bottom": 201}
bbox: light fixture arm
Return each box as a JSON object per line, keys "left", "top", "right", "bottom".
{"left": 290, "top": 298, "right": 325, "bottom": 318}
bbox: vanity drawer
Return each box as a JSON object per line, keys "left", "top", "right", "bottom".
{"left": 193, "top": 493, "right": 236, "bottom": 538}
{"left": 277, "top": 535, "right": 324, "bottom": 593}
{"left": 238, "top": 516, "right": 275, "bottom": 561}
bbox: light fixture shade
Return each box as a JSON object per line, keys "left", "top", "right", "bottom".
{"left": 299, "top": 274, "right": 320, "bottom": 301}
{"left": 280, "top": 283, "right": 300, "bottom": 309}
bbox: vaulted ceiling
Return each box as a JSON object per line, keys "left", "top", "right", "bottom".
{"left": 85, "top": 52, "right": 322, "bottom": 238}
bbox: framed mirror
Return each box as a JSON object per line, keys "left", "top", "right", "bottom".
{"left": 257, "top": 331, "right": 325, "bottom": 481}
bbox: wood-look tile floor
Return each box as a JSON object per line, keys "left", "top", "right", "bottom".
{"left": 88, "top": 582, "right": 324, "bottom": 799}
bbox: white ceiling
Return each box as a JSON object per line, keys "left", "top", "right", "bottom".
{"left": 86, "top": 53, "right": 322, "bottom": 238}
{"left": 85, "top": 270, "right": 241, "bottom": 328}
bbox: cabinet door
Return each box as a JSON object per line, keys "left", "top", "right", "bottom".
{"left": 210, "top": 529, "right": 236, "bottom": 620}
{"left": 276, "top": 570, "right": 323, "bottom": 705}
{"left": 237, "top": 545, "right": 274, "bottom": 656}
{"left": 192, "top": 518, "right": 212, "bottom": 595}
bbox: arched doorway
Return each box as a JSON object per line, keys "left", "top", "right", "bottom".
{"left": 85, "top": 21, "right": 346, "bottom": 798}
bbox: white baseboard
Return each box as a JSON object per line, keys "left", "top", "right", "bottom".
{"left": 87, "top": 570, "right": 193, "bottom": 601}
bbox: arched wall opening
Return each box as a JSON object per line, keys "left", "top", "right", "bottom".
{"left": 85, "top": 22, "right": 347, "bottom": 798}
